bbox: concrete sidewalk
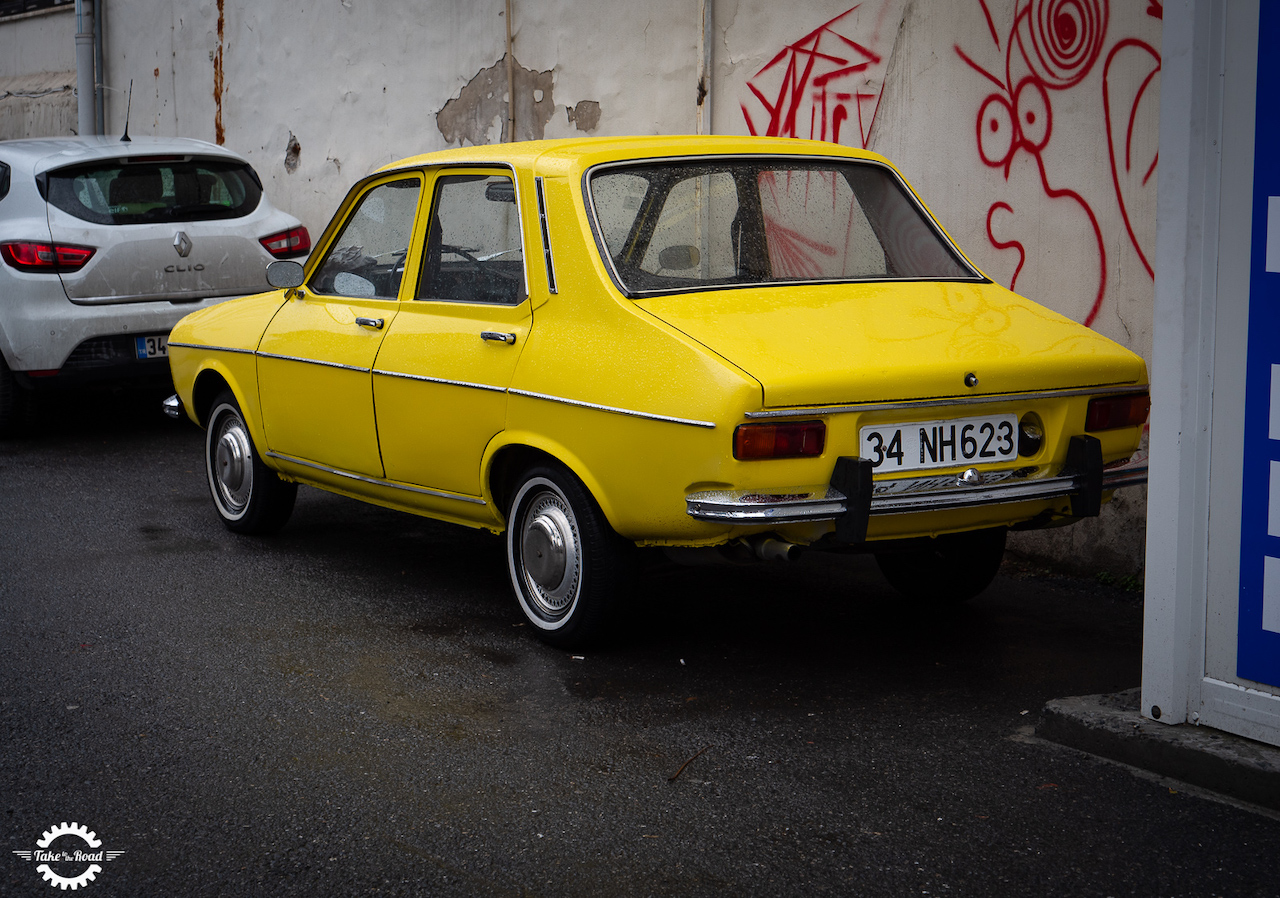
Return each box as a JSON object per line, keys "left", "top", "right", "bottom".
{"left": 1037, "top": 688, "right": 1280, "bottom": 811}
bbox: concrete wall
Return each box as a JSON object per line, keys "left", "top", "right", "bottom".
{"left": 0, "top": 6, "right": 76, "bottom": 140}
{"left": 0, "top": 5, "right": 74, "bottom": 78}
{"left": 0, "top": 0, "right": 1162, "bottom": 574}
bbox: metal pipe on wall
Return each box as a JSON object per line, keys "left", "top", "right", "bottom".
{"left": 93, "top": 0, "right": 104, "bottom": 134}
{"left": 505, "top": 0, "right": 515, "bottom": 141}
{"left": 74, "top": 0, "right": 97, "bottom": 136}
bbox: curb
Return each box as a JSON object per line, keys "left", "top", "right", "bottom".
{"left": 1036, "top": 688, "right": 1280, "bottom": 811}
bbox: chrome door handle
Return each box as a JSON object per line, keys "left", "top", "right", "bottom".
{"left": 355, "top": 317, "right": 384, "bottom": 330}
{"left": 481, "top": 331, "right": 516, "bottom": 344}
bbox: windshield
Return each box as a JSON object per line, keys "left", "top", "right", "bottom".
{"left": 587, "top": 159, "right": 978, "bottom": 296}
{"left": 45, "top": 157, "right": 263, "bottom": 224}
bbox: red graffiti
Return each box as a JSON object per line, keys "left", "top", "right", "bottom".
{"left": 742, "top": 6, "right": 889, "bottom": 148}
{"left": 957, "top": 0, "right": 1161, "bottom": 328}
{"left": 1104, "top": 38, "right": 1160, "bottom": 279}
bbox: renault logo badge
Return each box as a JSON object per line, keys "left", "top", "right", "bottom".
{"left": 173, "top": 231, "right": 192, "bottom": 258}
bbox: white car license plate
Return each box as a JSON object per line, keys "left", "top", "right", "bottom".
{"left": 859, "top": 413, "right": 1018, "bottom": 472}
{"left": 134, "top": 335, "right": 168, "bottom": 359}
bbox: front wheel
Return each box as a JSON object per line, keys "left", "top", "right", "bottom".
{"left": 506, "top": 464, "right": 630, "bottom": 648}
{"left": 205, "top": 391, "right": 296, "bottom": 534}
{"left": 875, "top": 527, "right": 1007, "bottom": 605}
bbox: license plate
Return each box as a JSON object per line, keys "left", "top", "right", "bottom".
{"left": 134, "top": 335, "right": 168, "bottom": 359}
{"left": 859, "top": 413, "right": 1018, "bottom": 472}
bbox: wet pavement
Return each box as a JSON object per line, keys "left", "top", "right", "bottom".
{"left": 2, "top": 391, "right": 1279, "bottom": 896}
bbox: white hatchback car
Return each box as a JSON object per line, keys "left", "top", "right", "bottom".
{"left": 0, "top": 136, "right": 308, "bottom": 434}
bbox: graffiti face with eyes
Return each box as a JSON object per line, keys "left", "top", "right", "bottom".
{"left": 957, "top": 0, "right": 1161, "bottom": 330}
{"left": 958, "top": 0, "right": 1114, "bottom": 327}
{"left": 978, "top": 76, "right": 1053, "bottom": 173}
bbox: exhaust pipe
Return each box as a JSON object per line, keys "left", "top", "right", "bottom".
{"left": 749, "top": 535, "right": 802, "bottom": 563}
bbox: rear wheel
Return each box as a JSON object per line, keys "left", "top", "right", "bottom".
{"left": 875, "top": 527, "right": 1007, "bottom": 605}
{"left": 205, "top": 390, "right": 296, "bottom": 534}
{"left": 506, "top": 464, "right": 630, "bottom": 648}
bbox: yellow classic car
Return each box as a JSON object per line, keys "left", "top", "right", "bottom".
{"left": 165, "top": 135, "right": 1149, "bottom": 647}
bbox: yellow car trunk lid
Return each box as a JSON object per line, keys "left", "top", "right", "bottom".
{"left": 634, "top": 281, "right": 1145, "bottom": 409}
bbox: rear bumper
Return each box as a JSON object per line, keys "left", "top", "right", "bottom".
{"left": 13, "top": 333, "right": 175, "bottom": 391}
{"left": 686, "top": 438, "right": 1146, "bottom": 527}
{"left": 0, "top": 291, "right": 241, "bottom": 373}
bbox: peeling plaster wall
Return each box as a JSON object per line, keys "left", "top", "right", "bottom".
{"left": 437, "top": 55, "right": 555, "bottom": 146}
{"left": 0, "top": 0, "right": 1163, "bottom": 574}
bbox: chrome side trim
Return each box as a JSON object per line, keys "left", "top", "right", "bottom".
{"left": 743, "top": 384, "right": 1148, "bottom": 419}
{"left": 265, "top": 451, "right": 487, "bottom": 505}
{"left": 535, "top": 176, "right": 557, "bottom": 294}
{"left": 685, "top": 459, "right": 1148, "bottom": 523}
{"left": 372, "top": 368, "right": 505, "bottom": 393}
{"left": 508, "top": 388, "right": 716, "bottom": 429}
{"left": 256, "top": 351, "right": 369, "bottom": 374}
{"left": 167, "top": 341, "right": 254, "bottom": 355}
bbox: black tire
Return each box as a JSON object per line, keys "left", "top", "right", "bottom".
{"left": 506, "top": 464, "right": 630, "bottom": 648}
{"left": 205, "top": 390, "right": 296, "bottom": 534}
{"left": 875, "top": 526, "right": 1007, "bottom": 605}
{"left": 0, "top": 356, "right": 35, "bottom": 438}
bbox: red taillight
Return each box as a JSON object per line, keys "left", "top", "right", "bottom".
{"left": 1085, "top": 392, "right": 1151, "bottom": 431}
{"left": 260, "top": 226, "right": 311, "bottom": 258}
{"left": 734, "top": 421, "right": 826, "bottom": 460}
{"left": 0, "top": 241, "right": 95, "bottom": 272}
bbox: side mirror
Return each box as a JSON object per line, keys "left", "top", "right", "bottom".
{"left": 266, "top": 259, "right": 305, "bottom": 289}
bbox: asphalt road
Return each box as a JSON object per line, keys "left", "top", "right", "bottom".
{"left": 2, "top": 389, "right": 1279, "bottom": 897}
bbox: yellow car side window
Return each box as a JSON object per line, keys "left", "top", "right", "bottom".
{"left": 311, "top": 177, "right": 422, "bottom": 299}
{"left": 417, "top": 174, "right": 526, "bottom": 305}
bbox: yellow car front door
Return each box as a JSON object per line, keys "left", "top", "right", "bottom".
{"left": 257, "top": 295, "right": 398, "bottom": 478}
{"left": 257, "top": 174, "right": 425, "bottom": 478}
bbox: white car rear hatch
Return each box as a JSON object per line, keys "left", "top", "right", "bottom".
{"left": 39, "top": 150, "right": 295, "bottom": 304}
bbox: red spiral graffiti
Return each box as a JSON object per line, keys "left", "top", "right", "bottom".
{"left": 1019, "top": 0, "right": 1108, "bottom": 89}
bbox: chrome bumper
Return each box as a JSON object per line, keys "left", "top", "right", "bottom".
{"left": 162, "top": 394, "right": 184, "bottom": 420}
{"left": 686, "top": 453, "right": 1148, "bottom": 525}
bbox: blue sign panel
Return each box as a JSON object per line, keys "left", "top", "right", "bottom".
{"left": 1239, "top": 3, "right": 1280, "bottom": 687}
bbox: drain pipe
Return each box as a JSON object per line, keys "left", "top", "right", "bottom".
{"left": 93, "top": 0, "right": 105, "bottom": 134}
{"left": 505, "top": 0, "right": 515, "bottom": 141}
{"left": 74, "top": 0, "right": 96, "bottom": 136}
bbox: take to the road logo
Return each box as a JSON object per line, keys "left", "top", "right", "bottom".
{"left": 11, "top": 822, "right": 125, "bottom": 890}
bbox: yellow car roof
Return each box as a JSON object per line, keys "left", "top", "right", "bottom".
{"left": 377, "top": 135, "right": 890, "bottom": 176}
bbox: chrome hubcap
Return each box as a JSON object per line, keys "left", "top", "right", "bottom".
{"left": 212, "top": 413, "right": 253, "bottom": 514}
{"left": 519, "top": 491, "right": 580, "bottom": 618}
